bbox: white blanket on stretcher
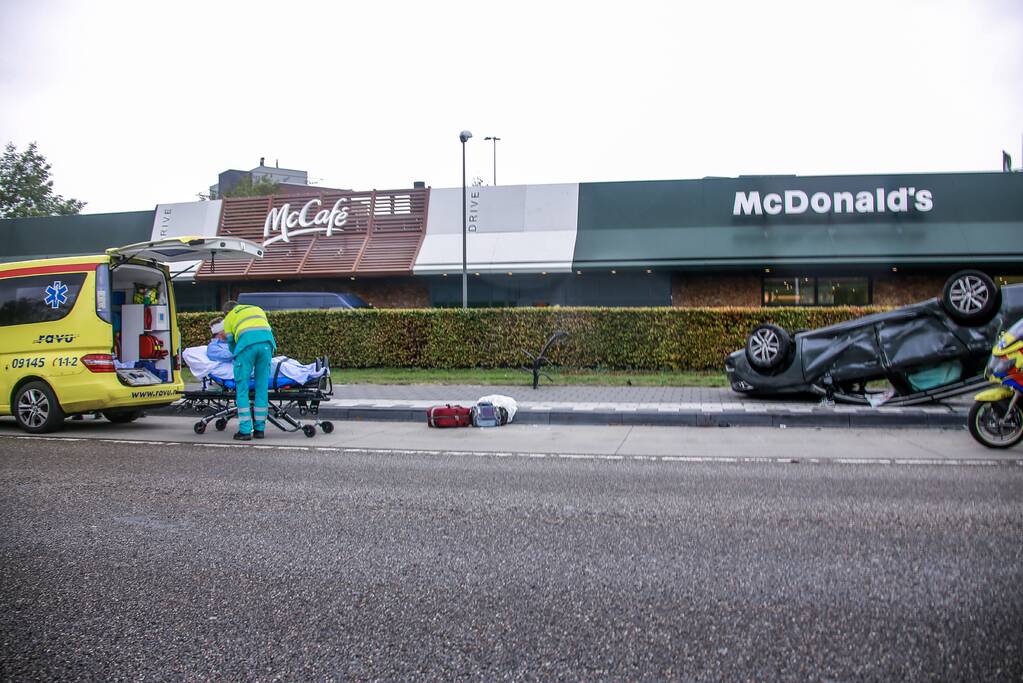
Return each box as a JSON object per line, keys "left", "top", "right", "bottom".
{"left": 182, "top": 345, "right": 327, "bottom": 385}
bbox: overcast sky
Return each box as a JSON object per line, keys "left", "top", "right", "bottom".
{"left": 1, "top": 0, "right": 1021, "bottom": 214}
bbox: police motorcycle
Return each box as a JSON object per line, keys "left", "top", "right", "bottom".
{"left": 967, "top": 317, "right": 1023, "bottom": 448}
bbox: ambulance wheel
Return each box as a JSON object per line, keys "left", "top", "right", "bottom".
{"left": 14, "top": 381, "right": 65, "bottom": 434}
{"left": 193, "top": 422, "right": 206, "bottom": 435}
{"left": 302, "top": 425, "right": 316, "bottom": 438}
{"left": 214, "top": 418, "right": 228, "bottom": 431}
{"left": 320, "top": 421, "right": 334, "bottom": 434}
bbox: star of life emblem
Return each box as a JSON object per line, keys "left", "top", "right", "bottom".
{"left": 45, "top": 281, "right": 69, "bottom": 309}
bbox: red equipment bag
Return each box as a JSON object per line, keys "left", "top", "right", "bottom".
{"left": 426, "top": 404, "right": 472, "bottom": 428}
{"left": 139, "top": 333, "right": 169, "bottom": 359}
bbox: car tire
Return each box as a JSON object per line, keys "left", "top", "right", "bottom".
{"left": 102, "top": 409, "right": 142, "bottom": 424}
{"left": 745, "top": 323, "right": 792, "bottom": 372}
{"left": 942, "top": 270, "right": 1000, "bottom": 325}
{"left": 13, "top": 381, "right": 66, "bottom": 434}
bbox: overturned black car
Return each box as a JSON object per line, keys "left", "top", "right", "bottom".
{"left": 725, "top": 271, "right": 1023, "bottom": 405}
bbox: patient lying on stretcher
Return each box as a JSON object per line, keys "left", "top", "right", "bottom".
{"left": 183, "top": 320, "right": 328, "bottom": 390}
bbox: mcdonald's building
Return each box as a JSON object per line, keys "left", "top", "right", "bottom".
{"left": 3, "top": 170, "right": 1021, "bottom": 310}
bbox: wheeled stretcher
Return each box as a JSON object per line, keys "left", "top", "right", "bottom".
{"left": 178, "top": 356, "right": 334, "bottom": 438}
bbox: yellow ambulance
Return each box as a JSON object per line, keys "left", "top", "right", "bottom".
{"left": 0, "top": 236, "right": 263, "bottom": 433}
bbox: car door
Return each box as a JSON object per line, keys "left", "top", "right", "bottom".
{"left": 876, "top": 302, "right": 968, "bottom": 372}
{"left": 107, "top": 236, "right": 265, "bottom": 265}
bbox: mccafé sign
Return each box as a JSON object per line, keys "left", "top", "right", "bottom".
{"left": 733, "top": 186, "right": 934, "bottom": 217}
{"left": 263, "top": 198, "right": 350, "bottom": 246}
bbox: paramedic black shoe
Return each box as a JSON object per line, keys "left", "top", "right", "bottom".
{"left": 253, "top": 430, "right": 265, "bottom": 439}
{"left": 233, "top": 431, "right": 252, "bottom": 441}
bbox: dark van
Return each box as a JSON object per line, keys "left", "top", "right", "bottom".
{"left": 237, "top": 291, "right": 371, "bottom": 311}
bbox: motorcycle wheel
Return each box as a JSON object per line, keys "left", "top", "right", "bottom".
{"left": 967, "top": 400, "right": 1023, "bottom": 449}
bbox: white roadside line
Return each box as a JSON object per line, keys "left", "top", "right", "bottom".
{"left": 3, "top": 434, "right": 1021, "bottom": 467}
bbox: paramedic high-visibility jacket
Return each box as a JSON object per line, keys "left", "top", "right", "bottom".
{"left": 223, "top": 304, "right": 277, "bottom": 356}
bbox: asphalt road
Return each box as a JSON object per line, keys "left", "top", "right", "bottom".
{"left": 1, "top": 437, "right": 1021, "bottom": 681}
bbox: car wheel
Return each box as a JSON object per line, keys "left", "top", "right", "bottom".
{"left": 745, "top": 324, "right": 792, "bottom": 372}
{"left": 968, "top": 400, "right": 1023, "bottom": 449}
{"left": 14, "top": 381, "right": 66, "bottom": 434}
{"left": 942, "top": 270, "right": 999, "bottom": 325}
{"left": 102, "top": 409, "right": 142, "bottom": 424}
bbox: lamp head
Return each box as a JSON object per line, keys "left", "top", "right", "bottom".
{"left": 459, "top": 130, "right": 473, "bottom": 143}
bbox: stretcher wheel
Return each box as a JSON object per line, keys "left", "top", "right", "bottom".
{"left": 193, "top": 422, "right": 206, "bottom": 435}
{"left": 302, "top": 425, "right": 316, "bottom": 438}
{"left": 320, "top": 421, "right": 334, "bottom": 434}
{"left": 214, "top": 418, "right": 227, "bottom": 431}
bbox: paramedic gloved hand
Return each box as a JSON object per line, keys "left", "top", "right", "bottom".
{"left": 222, "top": 300, "right": 277, "bottom": 441}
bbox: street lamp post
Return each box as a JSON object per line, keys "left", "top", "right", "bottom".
{"left": 459, "top": 130, "right": 472, "bottom": 309}
{"left": 484, "top": 136, "right": 500, "bottom": 186}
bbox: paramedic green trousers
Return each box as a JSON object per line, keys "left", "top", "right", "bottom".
{"left": 233, "top": 341, "right": 273, "bottom": 434}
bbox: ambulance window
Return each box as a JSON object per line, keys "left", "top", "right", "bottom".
{"left": 95, "top": 264, "right": 112, "bottom": 323}
{"left": 0, "top": 273, "right": 87, "bottom": 327}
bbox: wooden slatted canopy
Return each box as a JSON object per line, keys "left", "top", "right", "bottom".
{"left": 196, "top": 188, "right": 429, "bottom": 280}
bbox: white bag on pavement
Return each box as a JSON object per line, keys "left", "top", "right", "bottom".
{"left": 477, "top": 394, "right": 518, "bottom": 424}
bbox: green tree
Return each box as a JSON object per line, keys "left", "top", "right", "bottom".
{"left": 0, "top": 142, "right": 85, "bottom": 218}
{"left": 219, "top": 174, "right": 280, "bottom": 198}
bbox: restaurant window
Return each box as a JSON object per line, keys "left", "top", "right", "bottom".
{"left": 817, "top": 277, "right": 870, "bottom": 305}
{"left": 763, "top": 275, "right": 870, "bottom": 307}
{"left": 763, "top": 277, "right": 815, "bottom": 306}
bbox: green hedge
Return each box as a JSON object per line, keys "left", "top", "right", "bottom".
{"left": 178, "top": 307, "right": 887, "bottom": 371}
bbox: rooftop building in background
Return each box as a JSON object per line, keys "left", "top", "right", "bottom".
{"left": 209, "top": 158, "right": 345, "bottom": 198}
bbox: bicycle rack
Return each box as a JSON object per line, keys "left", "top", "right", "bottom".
{"left": 520, "top": 330, "right": 568, "bottom": 390}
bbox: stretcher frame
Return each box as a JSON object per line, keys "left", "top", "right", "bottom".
{"left": 178, "top": 357, "right": 334, "bottom": 438}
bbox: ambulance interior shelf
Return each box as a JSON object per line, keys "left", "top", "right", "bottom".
{"left": 110, "top": 264, "right": 172, "bottom": 385}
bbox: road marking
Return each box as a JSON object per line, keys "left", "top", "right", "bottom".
{"left": 2, "top": 435, "right": 1020, "bottom": 467}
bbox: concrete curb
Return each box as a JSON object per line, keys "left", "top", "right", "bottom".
{"left": 162, "top": 402, "right": 969, "bottom": 430}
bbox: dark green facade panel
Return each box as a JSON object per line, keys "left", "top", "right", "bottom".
{"left": 0, "top": 211, "right": 155, "bottom": 262}
{"left": 574, "top": 172, "right": 1023, "bottom": 268}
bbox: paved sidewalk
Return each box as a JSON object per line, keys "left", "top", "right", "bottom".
{"left": 176, "top": 383, "right": 973, "bottom": 429}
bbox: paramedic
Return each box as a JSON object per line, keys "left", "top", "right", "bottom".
{"left": 222, "top": 300, "right": 277, "bottom": 441}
